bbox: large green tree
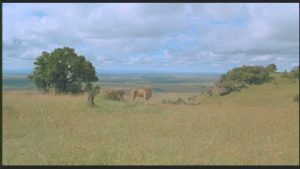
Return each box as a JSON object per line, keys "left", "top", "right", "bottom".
{"left": 29, "top": 47, "right": 98, "bottom": 94}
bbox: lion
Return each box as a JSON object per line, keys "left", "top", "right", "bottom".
{"left": 129, "top": 87, "right": 152, "bottom": 104}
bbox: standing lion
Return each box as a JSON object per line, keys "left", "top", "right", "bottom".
{"left": 129, "top": 87, "right": 152, "bottom": 104}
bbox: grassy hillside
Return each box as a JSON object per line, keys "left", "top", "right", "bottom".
{"left": 2, "top": 76, "right": 299, "bottom": 165}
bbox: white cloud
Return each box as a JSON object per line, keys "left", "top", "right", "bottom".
{"left": 3, "top": 3, "right": 299, "bottom": 72}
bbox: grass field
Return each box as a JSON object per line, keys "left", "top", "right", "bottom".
{"left": 2, "top": 74, "right": 299, "bottom": 165}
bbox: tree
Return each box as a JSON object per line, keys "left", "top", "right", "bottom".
{"left": 266, "top": 63, "right": 277, "bottom": 72}
{"left": 29, "top": 47, "right": 98, "bottom": 94}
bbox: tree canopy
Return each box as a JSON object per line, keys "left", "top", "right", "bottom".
{"left": 266, "top": 63, "right": 277, "bottom": 72}
{"left": 29, "top": 47, "right": 98, "bottom": 94}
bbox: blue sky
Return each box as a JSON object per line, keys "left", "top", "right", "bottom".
{"left": 3, "top": 3, "right": 299, "bottom": 73}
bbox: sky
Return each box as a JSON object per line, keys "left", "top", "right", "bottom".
{"left": 3, "top": 3, "right": 299, "bottom": 73}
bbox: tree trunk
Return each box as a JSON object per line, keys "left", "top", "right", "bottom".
{"left": 88, "top": 94, "right": 95, "bottom": 107}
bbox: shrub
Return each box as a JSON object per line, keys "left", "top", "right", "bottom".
{"left": 218, "top": 84, "right": 234, "bottom": 96}
{"left": 220, "top": 65, "right": 270, "bottom": 85}
{"left": 215, "top": 65, "right": 271, "bottom": 96}
{"left": 161, "top": 98, "right": 186, "bottom": 105}
{"left": 174, "top": 98, "right": 187, "bottom": 105}
{"left": 162, "top": 97, "right": 200, "bottom": 105}
{"left": 104, "top": 90, "right": 125, "bottom": 101}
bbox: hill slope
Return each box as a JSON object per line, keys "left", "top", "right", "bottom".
{"left": 197, "top": 74, "right": 299, "bottom": 107}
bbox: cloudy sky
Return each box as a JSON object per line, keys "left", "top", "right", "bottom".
{"left": 3, "top": 3, "right": 299, "bottom": 73}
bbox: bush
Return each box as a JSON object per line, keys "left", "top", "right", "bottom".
{"left": 214, "top": 65, "right": 271, "bottom": 96}
{"left": 162, "top": 97, "right": 200, "bottom": 105}
{"left": 220, "top": 65, "right": 270, "bottom": 85}
{"left": 174, "top": 98, "right": 187, "bottom": 105}
{"left": 162, "top": 98, "right": 185, "bottom": 105}
{"left": 218, "top": 84, "right": 234, "bottom": 96}
{"left": 104, "top": 90, "right": 125, "bottom": 101}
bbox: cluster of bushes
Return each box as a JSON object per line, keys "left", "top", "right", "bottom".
{"left": 219, "top": 65, "right": 271, "bottom": 85}
{"left": 104, "top": 90, "right": 125, "bottom": 101}
{"left": 282, "top": 66, "right": 299, "bottom": 79}
{"left": 162, "top": 98, "right": 186, "bottom": 105}
{"left": 214, "top": 82, "right": 248, "bottom": 96}
{"left": 208, "top": 65, "right": 275, "bottom": 96}
{"left": 162, "top": 96, "right": 200, "bottom": 105}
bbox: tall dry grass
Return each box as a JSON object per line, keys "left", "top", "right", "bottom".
{"left": 2, "top": 78, "right": 299, "bottom": 165}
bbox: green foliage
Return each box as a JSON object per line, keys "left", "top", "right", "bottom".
{"left": 220, "top": 65, "right": 270, "bottom": 85}
{"left": 29, "top": 47, "right": 98, "bottom": 94}
{"left": 266, "top": 63, "right": 277, "bottom": 72}
{"left": 214, "top": 65, "right": 271, "bottom": 96}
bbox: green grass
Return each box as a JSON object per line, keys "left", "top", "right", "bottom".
{"left": 2, "top": 76, "right": 299, "bottom": 165}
